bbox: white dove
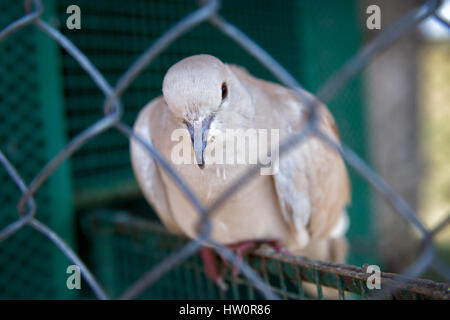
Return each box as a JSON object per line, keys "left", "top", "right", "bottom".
{"left": 130, "top": 54, "right": 350, "bottom": 294}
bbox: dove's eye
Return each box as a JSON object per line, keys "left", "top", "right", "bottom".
{"left": 221, "top": 82, "right": 228, "bottom": 100}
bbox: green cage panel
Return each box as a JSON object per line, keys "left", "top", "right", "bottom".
{"left": 0, "top": 0, "right": 75, "bottom": 299}
{"left": 81, "top": 211, "right": 448, "bottom": 300}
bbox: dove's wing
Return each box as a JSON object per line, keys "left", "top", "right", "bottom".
{"left": 130, "top": 97, "right": 182, "bottom": 234}
{"left": 227, "top": 64, "right": 350, "bottom": 249}
{"left": 272, "top": 103, "right": 351, "bottom": 248}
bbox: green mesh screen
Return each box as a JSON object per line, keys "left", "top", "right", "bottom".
{"left": 82, "top": 211, "right": 441, "bottom": 300}
{"left": 81, "top": 210, "right": 323, "bottom": 300}
{"left": 0, "top": 0, "right": 74, "bottom": 299}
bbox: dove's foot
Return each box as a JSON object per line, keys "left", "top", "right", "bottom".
{"left": 199, "top": 241, "right": 290, "bottom": 291}
{"left": 199, "top": 242, "right": 256, "bottom": 290}
{"left": 224, "top": 241, "right": 291, "bottom": 279}
{"left": 227, "top": 241, "right": 292, "bottom": 278}
{"left": 226, "top": 241, "right": 255, "bottom": 277}
{"left": 200, "top": 246, "right": 228, "bottom": 290}
{"left": 265, "top": 240, "right": 293, "bottom": 256}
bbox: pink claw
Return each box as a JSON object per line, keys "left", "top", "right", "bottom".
{"left": 267, "top": 241, "right": 293, "bottom": 255}
{"left": 200, "top": 246, "right": 227, "bottom": 290}
{"left": 227, "top": 241, "right": 254, "bottom": 278}
{"left": 200, "top": 241, "right": 290, "bottom": 290}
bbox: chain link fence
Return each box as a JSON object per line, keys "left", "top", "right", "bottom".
{"left": 0, "top": 0, "right": 449, "bottom": 300}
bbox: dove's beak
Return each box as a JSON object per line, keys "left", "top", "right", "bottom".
{"left": 186, "top": 114, "right": 214, "bottom": 169}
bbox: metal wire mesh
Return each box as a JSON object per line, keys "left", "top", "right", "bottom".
{"left": 81, "top": 211, "right": 449, "bottom": 300}
{"left": 0, "top": 0, "right": 449, "bottom": 300}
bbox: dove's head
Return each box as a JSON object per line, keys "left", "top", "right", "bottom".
{"left": 162, "top": 54, "right": 250, "bottom": 169}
